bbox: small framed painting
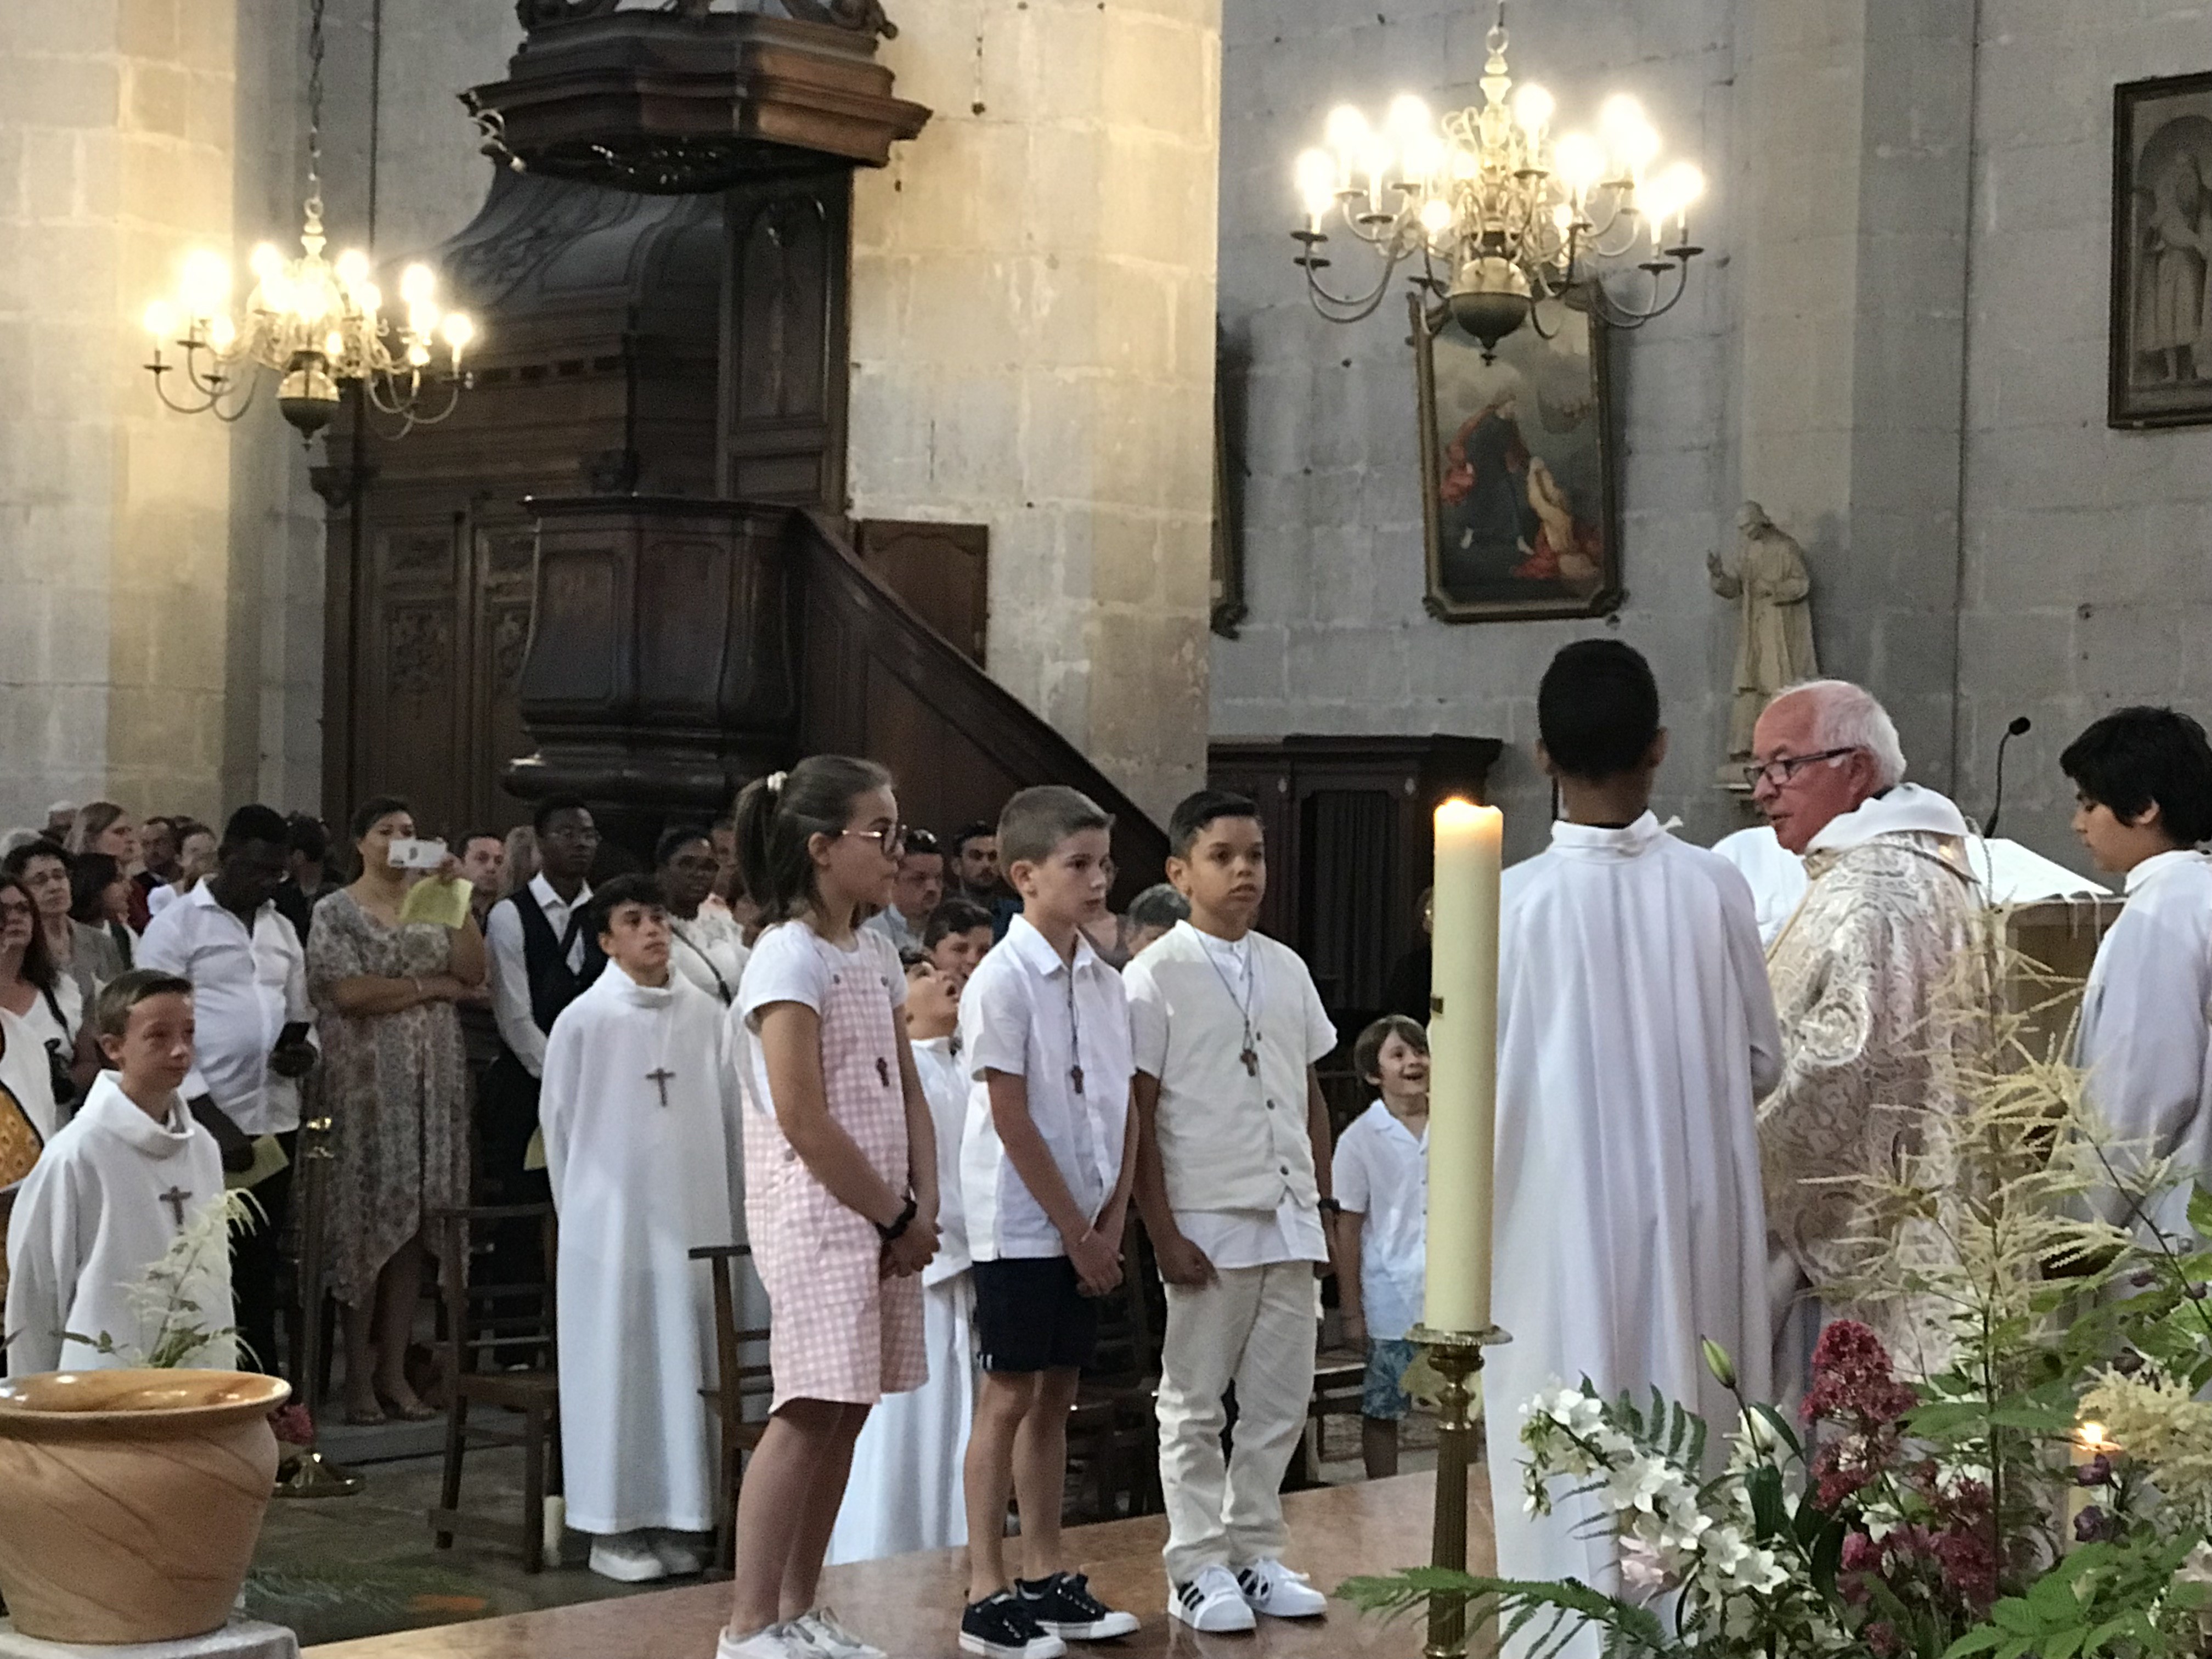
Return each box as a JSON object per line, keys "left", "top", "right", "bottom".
{"left": 1414, "top": 291, "right": 1621, "bottom": 622}
{"left": 2111, "top": 72, "right": 2212, "bottom": 429}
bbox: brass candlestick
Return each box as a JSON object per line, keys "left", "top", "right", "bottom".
{"left": 273, "top": 1114, "right": 364, "bottom": 1499}
{"left": 1409, "top": 1322, "right": 1510, "bottom": 1659}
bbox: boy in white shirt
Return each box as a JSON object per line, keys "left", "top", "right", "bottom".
{"left": 958, "top": 788, "right": 1141, "bottom": 1659}
{"left": 828, "top": 952, "right": 978, "bottom": 1563}
{"left": 7, "top": 971, "right": 234, "bottom": 1373}
{"left": 1125, "top": 789, "right": 1339, "bottom": 1634}
{"left": 1331, "top": 1014, "right": 1430, "bottom": 1480}
{"left": 2062, "top": 707, "right": 2212, "bottom": 1242}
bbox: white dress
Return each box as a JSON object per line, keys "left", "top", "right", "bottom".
{"left": 5, "top": 1074, "right": 233, "bottom": 1373}
{"left": 1486, "top": 815, "right": 1781, "bottom": 1655}
{"left": 824, "top": 1032, "right": 977, "bottom": 1562}
{"left": 540, "top": 968, "right": 737, "bottom": 1536}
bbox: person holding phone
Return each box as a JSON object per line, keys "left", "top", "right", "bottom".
{"left": 136, "top": 805, "right": 319, "bottom": 1377}
{"left": 308, "top": 797, "right": 486, "bottom": 1424}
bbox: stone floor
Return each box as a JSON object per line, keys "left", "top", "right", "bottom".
{"left": 250, "top": 1409, "right": 1444, "bottom": 1650}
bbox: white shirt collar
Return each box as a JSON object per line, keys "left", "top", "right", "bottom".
{"left": 2125, "top": 848, "right": 2211, "bottom": 895}
{"left": 1003, "top": 912, "right": 1101, "bottom": 980}
{"left": 528, "top": 872, "right": 591, "bottom": 915}
{"left": 1549, "top": 812, "right": 1666, "bottom": 858}
{"left": 1805, "top": 782, "right": 1970, "bottom": 853}
{"left": 184, "top": 879, "right": 270, "bottom": 930}
{"left": 79, "top": 1073, "right": 199, "bottom": 1160}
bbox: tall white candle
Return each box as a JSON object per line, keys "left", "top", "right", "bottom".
{"left": 1424, "top": 798, "right": 1502, "bottom": 1333}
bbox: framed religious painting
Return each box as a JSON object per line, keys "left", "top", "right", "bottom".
{"left": 1413, "top": 290, "right": 1621, "bottom": 622}
{"left": 2110, "top": 72, "right": 2212, "bottom": 429}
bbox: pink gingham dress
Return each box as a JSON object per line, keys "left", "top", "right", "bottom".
{"left": 740, "top": 923, "right": 927, "bottom": 1410}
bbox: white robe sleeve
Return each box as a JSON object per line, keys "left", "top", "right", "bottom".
{"left": 5, "top": 1160, "right": 86, "bottom": 1375}
{"left": 2080, "top": 908, "right": 2212, "bottom": 1177}
{"left": 1713, "top": 862, "right": 1785, "bottom": 1098}
{"left": 539, "top": 1008, "right": 582, "bottom": 1204}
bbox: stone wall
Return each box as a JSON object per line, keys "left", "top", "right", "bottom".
{"left": 847, "top": 0, "right": 1222, "bottom": 829}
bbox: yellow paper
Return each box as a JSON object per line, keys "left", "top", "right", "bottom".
{"left": 225, "top": 1134, "right": 292, "bottom": 1192}
{"left": 399, "top": 876, "right": 472, "bottom": 929}
{"left": 1424, "top": 798, "right": 1502, "bottom": 1333}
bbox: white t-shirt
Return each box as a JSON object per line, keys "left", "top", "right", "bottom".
{"left": 0, "top": 979, "right": 80, "bottom": 1142}
{"left": 910, "top": 1032, "right": 970, "bottom": 1284}
{"left": 1331, "top": 1098, "right": 1430, "bottom": 1340}
{"left": 733, "top": 921, "right": 907, "bottom": 1121}
{"left": 958, "top": 915, "right": 1134, "bottom": 1262}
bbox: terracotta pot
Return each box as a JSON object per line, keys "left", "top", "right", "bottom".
{"left": 0, "top": 1369, "right": 290, "bottom": 1643}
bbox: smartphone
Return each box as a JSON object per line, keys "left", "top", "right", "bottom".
{"left": 277, "top": 1020, "right": 311, "bottom": 1050}
{"left": 387, "top": 837, "right": 449, "bottom": 871}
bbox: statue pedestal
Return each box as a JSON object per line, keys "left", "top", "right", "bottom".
{"left": 0, "top": 1622, "right": 298, "bottom": 1659}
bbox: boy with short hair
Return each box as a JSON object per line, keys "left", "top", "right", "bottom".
{"left": 2063, "top": 706, "right": 2212, "bottom": 1241}
{"left": 958, "top": 787, "right": 1141, "bottom": 1659}
{"left": 1332, "top": 1014, "right": 1431, "bottom": 1479}
{"left": 6, "top": 970, "right": 234, "bottom": 1373}
{"left": 540, "top": 873, "right": 735, "bottom": 1584}
{"left": 926, "top": 898, "right": 997, "bottom": 992}
{"left": 1125, "top": 789, "right": 1338, "bottom": 1633}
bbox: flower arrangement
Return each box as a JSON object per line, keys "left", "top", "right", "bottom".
{"left": 61, "top": 1187, "right": 258, "bottom": 1370}
{"left": 1342, "top": 926, "right": 2212, "bottom": 1659}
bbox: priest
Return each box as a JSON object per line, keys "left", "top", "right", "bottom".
{"left": 1752, "top": 680, "right": 1977, "bottom": 1390}
{"left": 1488, "top": 641, "right": 1781, "bottom": 1646}
{"left": 540, "top": 873, "right": 737, "bottom": 1584}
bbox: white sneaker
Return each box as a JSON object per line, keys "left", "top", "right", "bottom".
{"left": 1237, "top": 1558, "right": 1328, "bottom": 1618}
{"left": 587, "top": 1531, "right": 668, "bottom": 1583}
{"left": 787, "top": 1608, "right": 889, "bottom": 1659}
{"left": 719, "top": 1626, "right": 799, "bottom": 1659}
{"left": 1170, "top": 1564, "right": 1257, "bottom": 1633}
{"left": 649, "top": 1530, "right": 708, "bottom": 1577}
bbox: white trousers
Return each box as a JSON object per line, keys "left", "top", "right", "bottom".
{"left": 1155, "top": 1261, "right": 1316, "bottom": 1583}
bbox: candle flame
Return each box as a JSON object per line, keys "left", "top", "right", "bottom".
{"left": 1436, "top": 798, "right": 1500, "bottom": 831}
{"left": 2078, "top": 1420, "right": 2110, "bottom": 1450}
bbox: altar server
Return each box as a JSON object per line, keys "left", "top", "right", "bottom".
{"left": 826, "top": 952, "right": 977, "bottom": 1564}
{"left": 540, "top": 873, "right": 736, "bottom": 1584}
{"left": 7, "top": 972, "right": 234, "bottom": 1373}
{"left": 2063, "top": 707, "right": 2212, "bottom": 1241}
{"left": 1486, "top": 641, "right": 1781, "bottom": 1654}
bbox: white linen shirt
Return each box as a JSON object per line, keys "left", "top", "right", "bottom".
{"left": 863, "top": 907, "right": 924, "bottom": 955}
{"left": 136, "top": 882, "right": 314, "bottom": 1136}
{"left": 1332, "top": 1099, "right": 1429, "bottom": 1340}
{"left": 958, "top": 915, "right": 1133, "bottom": 1262}
{"left": 484, "top": 874, "right": 594, "bottom": 1079}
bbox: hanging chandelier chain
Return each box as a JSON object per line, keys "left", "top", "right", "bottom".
{"left": 304, "top": 0, "right": 326, "bottom": 219}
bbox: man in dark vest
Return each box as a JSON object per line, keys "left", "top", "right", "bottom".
{"left": 482, "top": 797, "right": 603, "bottom": 1274}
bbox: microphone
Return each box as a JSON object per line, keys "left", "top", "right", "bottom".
{"left": 1985, "top": 715, "right": 2032, "bottom": 840}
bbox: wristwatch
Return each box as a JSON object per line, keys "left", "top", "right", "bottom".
{"left": 876, "top": 1195, "right": 917, "bottom": 1244}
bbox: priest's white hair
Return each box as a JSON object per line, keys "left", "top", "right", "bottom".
{"left": 1775, "top": 679, "right": 1907, "bottom": 790}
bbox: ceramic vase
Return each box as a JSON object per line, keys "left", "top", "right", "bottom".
{"left": 0, "top": 1369, "right": 290, "bottom": 1643}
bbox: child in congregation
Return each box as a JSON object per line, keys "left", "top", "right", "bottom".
{"left": 826, "top": 949, "right": 977, "bottom": 1564}
{"left": 926, "top": 896, "right": 997, "bottom": 992}
{"left": 1125, "top": 789, "right": 1339, "bottom": 1633}
{"left": 721, "top": 758, "right": 942, "bottom": 1659}
{"left": 1330, "top": 1013, "right": 1431, "bottom": 1479}
{"left": 6, "top": 971, "right": 234, "bottom": 1373}
{"left": 957, "top": 786, "right": 1141, "bottom": 1659}
{"left": 2062, "top": 706, "right": 2212, "bottom": 1241}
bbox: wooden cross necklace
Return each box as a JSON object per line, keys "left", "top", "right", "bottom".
{"left": 160, "top": 1186, "right": 191, "bottom": 1227}
{"left": 1200, "top": 935, "right": 1262, "bottom": 1076}
{"left": 1064, "top": 966, "right": 1086, "bottom": 1096}
{"left": 646, "top": 1006, "right": 675, "bottom": 1107}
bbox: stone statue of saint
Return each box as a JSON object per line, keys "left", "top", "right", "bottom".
{"left": 1708, "top": 501, "right": 1820, "bottom": 770}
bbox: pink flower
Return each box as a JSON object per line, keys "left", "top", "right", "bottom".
{"left": 1803, "top": 1321, "right": 1919, "bottom": 1427}
{"left": 1866, "top": 1620, "right": 1900, "bottom": 1656}
{"left": 1841, "top": 1531, "right": 1882, "bottom": 1574}
{"left": 1618, "top": 1536, "right": 1674, "bottom": 1594}
{"left": 269, "top": 1402, "right": 315, "bottom": 1446}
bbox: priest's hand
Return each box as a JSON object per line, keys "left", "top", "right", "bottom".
{"left": 1153, "top": 1228, "right": 1217, "bottom": 1289}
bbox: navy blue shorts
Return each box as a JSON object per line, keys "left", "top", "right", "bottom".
{"left": 970, "top": 1256, "right": 1101, "bottom": 1374}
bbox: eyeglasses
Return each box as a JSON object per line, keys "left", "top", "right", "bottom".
{"left": 1742, "top": 746, "right": 1860, "bottom": 790}
{"left": 840, "top": 825, "right": 908, "bottom": 857}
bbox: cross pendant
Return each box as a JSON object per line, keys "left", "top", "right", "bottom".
{"left": 1239, "top": 1047, "right": 1259, "bottom": 1077}
{"left": 646, "top": 1066, "right": 675, "bottom": 1108}
{"left": 876, "top": 1057, "right": 891, "bottom": 1088}
{"left": 1071, "top": 1063, "right": 1086, "bottom": 1097}
{"left": 160, "top": 1186, "right": 191, "bottom": 1227}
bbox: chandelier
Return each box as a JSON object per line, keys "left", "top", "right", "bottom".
{"left": 1290, "top": 5, "right": 1705, "bottom": 357}
{"left": 139, "top": 0, "right": 474, "bottom": 443}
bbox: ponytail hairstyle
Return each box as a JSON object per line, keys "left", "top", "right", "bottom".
{"left": 732, "top": 756, "right": 894, "bottom": 926}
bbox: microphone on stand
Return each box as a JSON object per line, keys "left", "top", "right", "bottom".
{"left": 1985, "top": 715, "right": 2032, "bottom": 840}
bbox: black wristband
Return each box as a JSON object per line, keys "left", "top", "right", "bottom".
{"left": 876, "top": 1195, "right": 917, "bottom": 1244}
{"left": 1317, "top": 1197, "right": 1342, "bottom": 1217}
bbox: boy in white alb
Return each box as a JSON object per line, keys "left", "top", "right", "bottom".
{"left": 7, "top": 971, "right": 235, "bottom": 1373}
{"left": 1331, "top": 1014, "right": 1430, "bottom": 1479}
{"left": 2061, "top": 707, "right": 2212, "bottom": 1241}
{"left": 1126, "top": 789, "right": 1338, "bottom": 1633}
{"left": 828, "top": 952, "right": 977, "bottom": 1562}
{"left": 958, "top": 787, "right": 1141, "bottom": 1659}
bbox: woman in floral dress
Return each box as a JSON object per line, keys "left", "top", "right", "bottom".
{"left": 308, "top": 796, "right": 485, "bottom": 1424}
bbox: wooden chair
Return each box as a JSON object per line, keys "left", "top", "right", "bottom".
{"left": 1065, "top": 1221, "right": 1165, "bottom": 1522}
{"left": 426, "top": 1203, "right": 563, "bottom": 1572}
{"left": 691, "top": 1243, "right": 775, "bottom": 1571}
{"left": 1290, "top": 1345, "right": 1369, "bottom": 1487}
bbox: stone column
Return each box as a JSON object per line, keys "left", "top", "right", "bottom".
{"left": 845, "top": 0, "right": 1221, "bottom": 826}
{"left": 1735, "top": 0, "right": 1977, "bottom": 787}
{"left": 0, "top": 1, "right": 241, "bottom": 825}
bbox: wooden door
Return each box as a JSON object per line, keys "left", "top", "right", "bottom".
{"left": 852, "top": 520, "right": 988, "bottom": 664}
